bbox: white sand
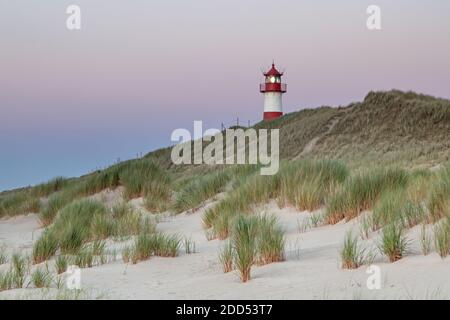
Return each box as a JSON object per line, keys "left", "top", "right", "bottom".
{"left": 1, "top": 199, "right": 450, "bottom": 299}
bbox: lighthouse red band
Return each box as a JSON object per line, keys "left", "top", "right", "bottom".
{"left": 260, "top": 62, "right": 286, "bottom": 121}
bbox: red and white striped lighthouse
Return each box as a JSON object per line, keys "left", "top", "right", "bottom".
{"left": 260, "top": 62, "right": 287, "bottom": 121}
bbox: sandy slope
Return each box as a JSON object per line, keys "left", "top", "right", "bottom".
{"left": 1, "top": 199, "right": 450, "bottom": 299}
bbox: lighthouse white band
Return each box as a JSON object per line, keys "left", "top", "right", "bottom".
{"left": 263, "top": 92, "right": 283, "bottom": 113}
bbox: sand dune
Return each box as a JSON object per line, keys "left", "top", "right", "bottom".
{"left": 1, "top": 197, "right": 449, "bottom": 300}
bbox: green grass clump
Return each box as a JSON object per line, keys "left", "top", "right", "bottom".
{"left": 129, "top": 232, "right": 181, "bottom": 264}
{"left": 277, "top": 160, "right": 348, "bottom": 211}
{"left": 55, "top": 255, "right": 69, "bottom": 274}
{"left": 325, "top": 168, "right": 409, "bottom": 224}
{"left": 38, "top": 187, "right": 80, "bottom": 226}
{"left": 232, "top": 216, "right": 258, "bottom": 282}
{"left": 340, "top": 231, "right": 372, "bottom": 269}
{"left": 204, "top": 173, "right": 279, "bottom": 239}
{"left": 184, "top": 237, "right": 196, "bottom": 254}
{"left": 256, "top": 215, "right": 285, "bottom": 265}
{"left": 420, "top": 224, "right": 432, "bottom": 256}
{"left": 10, "top": 253, "right": 29, "bottom": 288}
{"left": 152, "top": 233, "right": 181, "bottom": 257}
{"left": 32, "top": 177, "right": 68, "bottom": 197}
{"left": 379, "top": 223, "right": 410, "bottom": 262}
{"left": 371, "top": 189, "right": 406, "bottom": 231}
{"left": 0, "top": 192, "right": 40, "bottom": 218}
{"left": 143, "top": 180, "right": 171, "bottom": 213}
{"left": 434, "top": 218, "right": 450, "bottom": 258}
{"left": 0, "top": 244, "right": 7, "bottom": 265}
{"left": 173, "top": 169, "right": 231, "bottom": 213}
{"left": 0, "top": 254, "right": 29, "bottom": 291}
{"left": 31, "top": 265, "right": 53, "bottom": 288}
{"left": 74, "top": 248, "right": 95, "bottom": 268}
{"left": 91, "top": 213, "right": 117, "bottom": 240}
{"left": 219, "top": 241, "right": 234, "bottom": 273}
{"left": 32, "top": 229, "right": 58, "bottom": 264}
{"left": 112, "top": 202, "right": 133, "bottom": 218}
{"left": 218, "top": 214, "right": 285, "bottom": 282}
{"left": 0, "top": 271, "right": 14, "bottom": 291}
{"left": 120, "top": 159, "right": 170, "bottom": 199}
{"left": 428, "top": 164, "right": 450, "bottom": 222}
{"left": 130, "top": 233, "right": 155, "bottom": 263}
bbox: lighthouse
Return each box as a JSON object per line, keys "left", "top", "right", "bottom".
{"left": 260, "top": 62, "right": 286, "bottom": 121}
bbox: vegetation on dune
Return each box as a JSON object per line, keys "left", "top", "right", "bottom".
{"left": 428, "top": 164, "right": 450, "bottom": 222}
{"left": 434, "top": 218, "right": 450, "bottom": 258}
{"left": 218, "top": 214, "right": 285, "bottom": 282}
{"left": 277, "top": 160, "right": 348, "bottom": 211}
{"left": 204, "top": 160, "right": 347, "bottom": 240}
{"left": 219, "top": 241, "right": 234, "bottom": 273}
{"left": 231, "top": 216, "right": 258, "bottom": 283}
{"left": 379, "top": 223, "right": 410, "bottom": 263}
{"left": 119, "top": 159, "right": 171, "bottom": 200}
{"left": 31, "top": 265, "right": 53, "bottom": 288}
{"left": 173, "top": 169, "right": 231, "bottom": 213}
{"left": 32, "top": 199, "right": 156, "bottom": 263}
{"left": 325, "top": 168, "right": 409, "bottom": 224}
{"left": 126, "top": 232, "right": 182, "bottom": 264}
{"left": 340, "top": 231, "right": 373, "bottom": 269}
{"left": 32, "top": 229, "right": 59, "bottom": 264}
{"left": 0, "top": 90, "right": 449, "bottom": 288}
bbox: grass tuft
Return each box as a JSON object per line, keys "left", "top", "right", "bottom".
{"left": 434, "top": 218, "right": 450, "bottom": 258}
{"left": 32, "top": 229, "right": 58, "bottom": 264}
{"left": 379, "top": 223, "right": 409, "bottom": 262}
{"left": 340, "top": 231, "right": 372, "bottom": 269}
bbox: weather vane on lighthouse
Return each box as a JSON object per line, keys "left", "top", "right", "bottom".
{"left": 260, "top": 62, "right": 287, "bottom": 121}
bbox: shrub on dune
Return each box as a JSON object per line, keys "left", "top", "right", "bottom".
{"left": 55, "top": 255, "right": 69, "bottom": 274}
{"left": 428, "top": 164, "right": 450, "bottom": 222}
{"left": 120, "top": 159, "right": 170, "bottom": 199}
{"left": 204, "top": 173, "right": 279, "bottom": 239}
{"left": 130, "top": 232, "right": 155, "bottom": 263}
{"left": 0, "top": 244, "right": 7, "bottom": 265}
{"left": 325, "top": 168, "right": 409, "bottom": 224}
{"left": 32, "top": 177, "right": 68, "bottom": 198}
{"left": 129, "top": 232, "right": 181, "bottom": 264}
{"left": 256, "top": 215, "right": 285, "bottom": 265}
{"left": 434, "top": 218, "right": 450, "bottom": 258}
{"left": 232, "top": 215, "right": 258, "bottom": 283}
{"left": 32, "top": 229, "right": 58, "bottom": 264}
{"left": 143, "top": 180, "right": 171, "bottom": 213}
{"left": 10, "top": 254, "right": 29, "bottom": 288}
{"left": 278, "top": 160, "right": 348, "bottom": 211}
{"left": 91, "top": 213, "right": 117, "bottom": 239}
{"left": 379, "top": 223, "right": 409, "bottom": 262}
{"left": 340, "top": 231, "right": 371, "bottom": 269}
{"left": 219, "top": 241, "right": 234, "bottom": 273}
{"left": 31, "top": 265, "right": 53, "bottom": 288}
{"left": 0, "top": 192, "right": 40, "bottom": 218}
{"left": 152, "top": 233, "right": 181, "bottom": 257}
{"left": 53, "top": 200, "right": 107, "bottom": 254}
{"left": 173, "top": 169, "right": 231, "bottom": 213}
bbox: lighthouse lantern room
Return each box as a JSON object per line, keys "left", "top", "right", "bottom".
{"left": 260, "top": 62, "right": 286, "bottom": 121}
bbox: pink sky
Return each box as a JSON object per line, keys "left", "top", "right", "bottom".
{"left": 1, "top": 0, "right": 449, "bottom": 190}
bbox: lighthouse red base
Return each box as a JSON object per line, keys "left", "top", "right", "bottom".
{"left": 263, "top": 111, "right": 283, "bottom": 121}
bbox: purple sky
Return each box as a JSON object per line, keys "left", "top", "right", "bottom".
{"left": 1, "top": 0, "right": 450, "bottom": 190}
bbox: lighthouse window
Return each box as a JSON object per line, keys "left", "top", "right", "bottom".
{"left": 269, "top": 76, "right": 276, "bottom": 83}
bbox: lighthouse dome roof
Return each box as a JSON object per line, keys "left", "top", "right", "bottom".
{"left": 264, "top": 63, "right": 283, "bottom": 77}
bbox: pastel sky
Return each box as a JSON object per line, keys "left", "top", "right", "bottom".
{"left": 1, "top": 0, "right": 449, "bottom": 191}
